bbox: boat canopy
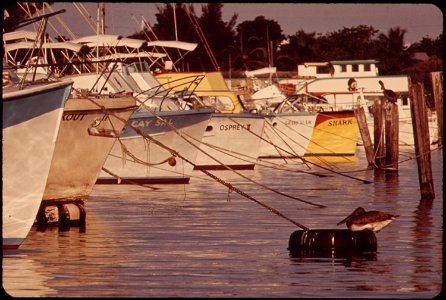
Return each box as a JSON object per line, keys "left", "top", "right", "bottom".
{"left": 245, "top": 67, "right": 277, "bottom": 78}
{"left": 146, "top": 40, "right": 198, "bottom": 52}
{"left": 96, "top": 52, "right": 166, "bottom": 61}
{"left": 3, "top": 30, "right": 39, "bottom": 42}
{"left": 71, "top": 34, "right": 146, "bottom": 49}
{"left": 4, "top": 41, "right": 86, "bottom": 53}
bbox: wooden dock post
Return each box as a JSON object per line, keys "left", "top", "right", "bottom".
{"left": 430, "top": 72, "right": 443, "bottom": 148}
{"left": 384, "top": 101, "right": 399, "bottom": 171}
{"left": 372, "top": 98, "right": 385, "bottom": 168}
{"left": 354, "top": 106, "right": 375, "bottom": 167}
{"left": 409, "top": 83, "right": 435, "bottom": 201}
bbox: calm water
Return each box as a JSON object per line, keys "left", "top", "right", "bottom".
{"left": 2, "top": 147, "right": 443, "bottom": 298}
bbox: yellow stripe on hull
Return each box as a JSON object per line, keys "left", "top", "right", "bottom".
{"left": 305, "top": 112, "right": 359, "bottom": 156}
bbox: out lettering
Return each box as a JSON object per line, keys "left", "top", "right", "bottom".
{"left": 63, "top": 113, "right": 87, "bottom": 121}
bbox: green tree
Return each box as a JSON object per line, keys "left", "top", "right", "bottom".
{"left": 275, "top": 30, "right": 319, "bottom": 71}
{"left": 234, "top": 16, "right": 285, "bottom": 71}
{"left": 199, "top": 3, "right": 238, "bottom": 71}
{"left": 376, "top": 26, "right": 413, "bottom": 75}
{"left": 316, "top": 25, "right": 380, "bottom": 61}
{"left": 131, "top": 3, "right": 237, "bottom": 71}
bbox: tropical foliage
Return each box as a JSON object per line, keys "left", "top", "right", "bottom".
{"left": 4, "top": 2, "right": 443, "bottom": 91}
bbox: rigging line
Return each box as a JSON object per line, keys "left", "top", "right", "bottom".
{"left": 201, "top": 169, "right": 309, "bottom": 230}
{"left": 292, "top": 116, "right": 359, "bottom": 161}
{"left": 228, "top": 116, "right": 320, "bottom": 173}
{"left": 95, "top": 93, "right": 325, "bottom": 208}
{"left": 126, "top": 111, "right": 326, "bottom": 209}
{"left": 266, "top": 118, "right": 310, "bottom": 157}
{"left": 85, "top": 102, "right": 317, "bottom": 228}
{"left": 230, "top": 116, "right": 365, "bottom": 180}
{"left": 234, "top": 116, "right": 372, "bottom": 184}
{"left": 100, "top": 167, "right": 160, "bottom": 190}
{"left": 98, "top": 108, "right": 314, "bottom": 228}
{"left": 81, "top": 77, "right": 324, "bottom": 210}
{"left": 196, "top": 137, "right": 259, "bottom": 163}
{"left": 181, "top": 129, "right": 329, "bottom": 178}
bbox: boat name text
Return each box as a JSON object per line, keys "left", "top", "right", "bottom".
{"left": 220, "top": 124, "right": 251, "bottom": 131}
{"left": 328, "top": 119, "right": 353, "bottom": 126}
{"left": 130, "top": 118, "right": 174, "bottom": 128}
{"left": 284, "top": 120, "right": 313, "bottom": 126}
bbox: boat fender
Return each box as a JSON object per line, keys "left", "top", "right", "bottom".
{"left": 168, "top": 156, "right": 177, "bottom": 166}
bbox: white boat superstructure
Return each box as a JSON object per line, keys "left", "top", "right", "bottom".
{"left": 2, "top": 65, "right": 73, "bottom": 249}
{"left": 278, "top": 60, "right": 438, "bottom": 146}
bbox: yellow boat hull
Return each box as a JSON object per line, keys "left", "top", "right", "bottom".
{"left": 305, "top": 111, "right": 359, "bottom": 156}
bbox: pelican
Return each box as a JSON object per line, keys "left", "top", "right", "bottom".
{"left": 378, "top": 80, "right": 398, "bottom": 103}
{"left": 337, "top": 207, "right": 399, "bottom": 232}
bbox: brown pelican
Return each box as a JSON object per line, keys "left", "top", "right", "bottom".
{"left": 378, "top": 80, "right": 398, "bottom": 103}
{"left": 337, "top": 207, "right": 399, "bottom": 232}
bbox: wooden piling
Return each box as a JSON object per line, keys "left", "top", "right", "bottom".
{"left": 430, "top": 72, "right": 443, "bottom": 148}
{"left": 373, "top": 98, "right": 385, "bottom": 168}
{"left": 384, "top": 101, "right": 399, "bottom": 171}
{"left": 409, "top": 83, "right": 435, "bottom": 201}
{"left": 354, "top": 106, "right": 374, "bottom": 167}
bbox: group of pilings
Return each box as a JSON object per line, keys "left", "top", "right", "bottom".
{"left": 355, "top": 72, "right": 443, "bottom": 201}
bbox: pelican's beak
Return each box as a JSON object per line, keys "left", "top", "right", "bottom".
{"left": 337, "top": 212, "right": 355, "bottom": 226}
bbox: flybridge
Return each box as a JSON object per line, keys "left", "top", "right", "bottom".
{"left": 298, "top": 60, "right": 380, "bottom": 78}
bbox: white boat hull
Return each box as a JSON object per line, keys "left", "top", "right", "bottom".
{"left": 97, "top": 108, "right": 213, "bottom": 184}
{"left": 3, "top": 80, "right": 72, "bottom": 249}
{"left": 259, "top": 112, "right": 316, "bottom": 158}
{"left": 194, "top": 113, "right": 265, "bottom": 170}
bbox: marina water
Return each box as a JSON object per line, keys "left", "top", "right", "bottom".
{"left": 2, "top": 147, "right": 442, "bottom": 298}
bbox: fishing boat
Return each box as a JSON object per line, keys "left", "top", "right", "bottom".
{"left": 96, "top": 107, "right": 214, "bottom": 184}
{"left": 2, "top": 62, "right": 73, "bottom": 248}
{"left": 193, "top": 113, "right": 265, "bottom": 170}
{"left": 156, "top": 71, "right": 266, "bottom": 169}
{"left": 38, "top": 91, "right": 137, "bottom": 226}
{"left": 60, "top": 35, "right": 215, "bottom": 184}
{"left": 247, "top": 75, "right": 358, "bottom": 157}
{"left": 258, "top": 110, "right": 316, "bottom": 158}
{"left": 278, "top": 60, "right": 438, "bottom": 146}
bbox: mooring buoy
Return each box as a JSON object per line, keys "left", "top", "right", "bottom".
{"left": 288, "top": 229, "right": 377, "bottom": 257}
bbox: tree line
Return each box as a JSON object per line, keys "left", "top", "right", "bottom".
{"left": 131, "top": 3, "right": 442, "bottom": 102}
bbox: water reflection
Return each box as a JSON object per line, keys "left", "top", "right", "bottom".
{"left": 2, "top": 148, "right": 442, "bottom": 298}
{"left": 3, "top": 253, "right": 57, "bottom": 297}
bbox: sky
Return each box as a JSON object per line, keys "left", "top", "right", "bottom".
{"left": 40, "top": 3, "right": 443, "bottom": 44}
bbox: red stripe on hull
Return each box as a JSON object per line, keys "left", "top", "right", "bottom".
{"left": 194, "top": 164, "right": 255, "bottom": 171}
{"left": 95, "top": 177, "right": 190, "bottom": 185}
{"left": 3, "top": 244, "right": 20, "bottom": 250}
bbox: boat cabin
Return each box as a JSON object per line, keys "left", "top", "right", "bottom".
{"left": 297, "top": 60, "right": 380, "bottom": 78}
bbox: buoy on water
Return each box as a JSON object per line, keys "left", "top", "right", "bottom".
{"left": 288, "top": 229, "right": 377, "bottom": 257}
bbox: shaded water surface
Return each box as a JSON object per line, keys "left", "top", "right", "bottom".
{"left": 2, "top": 147, "right": 442, "bottom": 297}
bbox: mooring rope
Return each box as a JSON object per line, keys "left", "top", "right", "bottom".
{"left": 100, "top": 167, "right": 160, "bottom": 190}
{"left": 150, "top": 123, "right": 326, "bottom": 208}
{"left": 201, "top": 169, "right": 309, "bottom": 230}
{"left": 86, "top": 98, "right": 315, "bottom": 229}
{"left": 229, "top": 114, "right": 373, "bottom": 184}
